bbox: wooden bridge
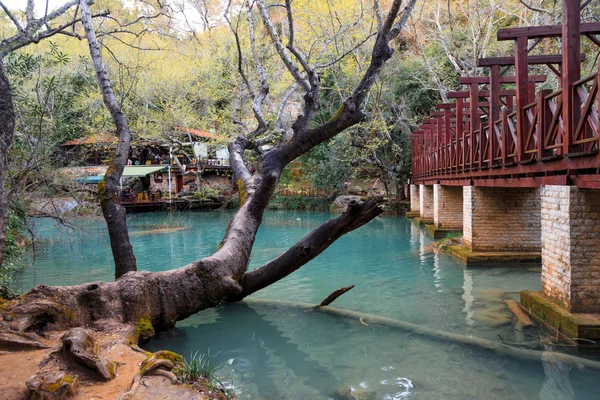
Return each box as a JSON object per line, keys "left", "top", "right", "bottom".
{"left": 410, "top": 0, "right": 600, "bottom": 188}
{"left": 408, "top": 0, "right": 600, "bottom": 342}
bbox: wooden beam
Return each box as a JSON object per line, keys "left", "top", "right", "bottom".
{"left": 515, "top": 36, "right": 529, "bottom": 162}
{"left": 562, "top": 0, "right": 580, "bottom": 155}
{"left": 477, "top": 54, "right": 584, "bottom": 67}
{"left": 497, "top": 22, "right": 600, "bottom": 40}
{"left": 448, "top": 90, "right": 516, "bottom": 98}
{"left": 459, "top": 75, "right": 546, "bottom": 84}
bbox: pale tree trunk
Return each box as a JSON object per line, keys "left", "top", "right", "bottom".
{"left": 80, "top": 0, "right": 136, "bottom": 279}
{"left": 0, "top": 61, "right": 15, "bottom": 269}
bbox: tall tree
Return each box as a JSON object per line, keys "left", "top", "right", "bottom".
{"left": 79, "top": 0, "right": 137, "bottom": 279}
{"left": 1, "top": 0, "right": 417, "bottom": 336}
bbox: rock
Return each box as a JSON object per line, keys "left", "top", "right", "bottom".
{"left": 26, "top": 371, "right": 79, "bottom": 400}
{"left": 0, "top": 331, "right": 50, "bottom": 351}
{"left": 61, "top": 328, "right": 116, "bottom": 380}
{"left": 330, "top": 196, "right": 362, "bottom": 214}
{"left": 334, "top": 385, "right": 376, "bottom": 400}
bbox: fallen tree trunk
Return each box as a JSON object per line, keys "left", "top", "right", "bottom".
{"left": 243, "top": 298, "right": 600, "bottom": 371}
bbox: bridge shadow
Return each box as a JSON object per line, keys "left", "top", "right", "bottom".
{"left": 146, "top": 302, "right": 340, "bottom": 399}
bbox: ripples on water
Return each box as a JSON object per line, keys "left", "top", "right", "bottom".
{"left": 15, "top": 210, "right": 600, "bottom": 399}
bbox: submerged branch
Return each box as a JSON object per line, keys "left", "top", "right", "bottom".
{"left": 319, "top": 285, "right": 355, "bottom": 307}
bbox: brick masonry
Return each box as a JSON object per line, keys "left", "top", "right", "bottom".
{"left": 434, "top": 185, "right": 463, "bottom": 229}
{"left": 541, "top": 186, "right": 600, "bottom": 313}
{"left": 410, "top": 184, "right": 420, "bottom": 212}
{"left": 419, "top": 185, "right": 434, "bottom": 219}
{"left": 463, "top": 186, "right": 541, "bottom": 252}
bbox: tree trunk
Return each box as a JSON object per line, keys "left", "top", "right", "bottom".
{"left": 80, "top": 0, "right": 136, "bottom": 279}
{"left": 1, "top": 0, "right": 414, "bottom": 341}
{"left": 0, "top": 61, "right": 15, "bottom": 268}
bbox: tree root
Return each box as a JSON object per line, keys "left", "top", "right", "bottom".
{"left": 0, "top": 330, "right": 51, "bottom": 351}
{"left": 118, "top": 350, "right": 184, "bottom": 400}
{"left": 62, "top": 328, "right": 117, "bottom": 380}
{"left": 244, "top": 298, "right": 600, "bottom": 370}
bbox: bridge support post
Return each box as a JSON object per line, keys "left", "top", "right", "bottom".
{"left": 418, "top": 185, "right": 434, "bottom": 223}
{"left": 463, "top": 186, "right": 541, "bottom": 253}
{"left": 407, "top": 184, "right": 420, "bottom": 218}
{"left": 433, "top": 185, "right": 463, "bottom": 230}
{"left": 540, "top": 186, "right": 600, "bottom": 313}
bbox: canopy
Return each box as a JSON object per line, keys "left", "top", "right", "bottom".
{"left": 122, "top": 165, "right": 166, "bottom": 177}
{"left": 76, "top": 175, "right": 104, "bottom": 184}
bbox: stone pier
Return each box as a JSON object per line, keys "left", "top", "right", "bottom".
{"left": 463, "top": 186, "right": 541, "bottom": 252}
{"left": 538, "top": 186, "right": 600, "bottom": 313}
{"left": 520, "top": 186, "right": 600, "bottom": 340}
{"left": 418, "top": 184, "right": 434, "bottom": 225}
{"left": 407, "top": 184, "right": 420, "bottom": 218}
{"left": 427, "top": 185, "right": 463, "bottom": 238}
{"left": 433, "top": 185, "right": 463, "bottom": 229}
{"left": 442, "top": 186, "right": 542, "bottom": 263}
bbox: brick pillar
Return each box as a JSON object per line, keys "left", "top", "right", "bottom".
{"left": 410, "top": 184, "right": 420, "bottom": 213}
{"left": 463, "top": 186, "right": 541, "bottom": 252}
{"left": 419, "top": 185, "right": 434, "bottom": 219}
{"left": 434, "top": 185, "right": 463, "bottom": 229}
{"left": 541, "top": 186, "right": 600, "bottom": 313}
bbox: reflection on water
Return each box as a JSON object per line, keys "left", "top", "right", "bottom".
{"left": 14, "top": 211, "right": 600, "bottom": 399}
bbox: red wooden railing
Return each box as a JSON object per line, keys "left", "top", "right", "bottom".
{"left": 411, "top": 0, "right": 600, "bottom": 188}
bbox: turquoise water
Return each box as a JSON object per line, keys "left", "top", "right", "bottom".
{"left": 14, "top": 211, "right": 600, "bottom": 399}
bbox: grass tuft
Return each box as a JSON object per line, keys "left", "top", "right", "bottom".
{"left": 175, "top": 349, "right": 221, "bottom": 383}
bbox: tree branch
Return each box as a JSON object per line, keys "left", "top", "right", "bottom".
{"left": 256, "top": 0, "right": 311, "bottom": 92}
{"left": 233, "top": 198, "right": 385, "bottom": 300}
{"left": 284, "top": 0, "right": 312, "bottom": 77}
{"left": 0, "top": 1, "right": 23, "bottom": 32}
{"left": 319, "top": 285, "right": 355, "bottom": 306}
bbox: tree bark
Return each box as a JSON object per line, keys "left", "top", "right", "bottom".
{"left": 80, "top": 0, "right": 136, "bottom": 279}
{"left": 0, "top": 61, "right": 15, "bottom": 268}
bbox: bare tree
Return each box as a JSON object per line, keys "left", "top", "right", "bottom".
{"left": 79, "top": 0, "right": 137, "bottom": 279}
{"left": 2, "top": 0, "right": 417, "bottom": 343}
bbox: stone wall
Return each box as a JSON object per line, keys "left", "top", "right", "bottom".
{"left": 434, "top": 185, "right": 463, "bottom": 229}
{"left": 541, "top": 186, "right": 600, "bottom": 313}
{"left": 419, "top": 185, "right": 434, "bottom": 219}
{"left": 410, "top": 184, "right": 420, "bottom": 212}
{"left": 463, "top": 186, "right": 541, "bottom": 252}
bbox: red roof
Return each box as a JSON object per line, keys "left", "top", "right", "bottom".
{"left": 60, "top": 133, "right": 119, "bottom": 147}
{"left": 176, "top": 126, "right": 224, "bottom": 141}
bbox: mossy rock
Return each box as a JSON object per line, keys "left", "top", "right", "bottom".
{"left": 26, "top": 371, "right": 79, "bottom": 399}
{"left": 134, "top": 317, "right": 155, "bottom": 343}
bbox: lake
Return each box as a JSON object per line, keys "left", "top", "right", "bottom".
{"left": 14, "top": 211, "right": 600, "bottom": 399}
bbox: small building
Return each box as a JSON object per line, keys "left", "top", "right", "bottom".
{"left": 65, "top": 128, "right": 233, "bottom": 208}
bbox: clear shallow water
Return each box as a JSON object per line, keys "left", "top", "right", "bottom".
{"left": 14, "top": 211, "right": 600, "bottom": 399}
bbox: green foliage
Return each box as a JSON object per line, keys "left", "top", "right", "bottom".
{"left": 190, "top": 187, "right": 221, "bottom": 201}
{"left": 392, "top": 59, "right": 442, "bottom": 121}
{"left": 268, "top": 195, "right": 333, "bottom": 211}
{"left": 1, "top": 201, "right": 28, "bottom": 288}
